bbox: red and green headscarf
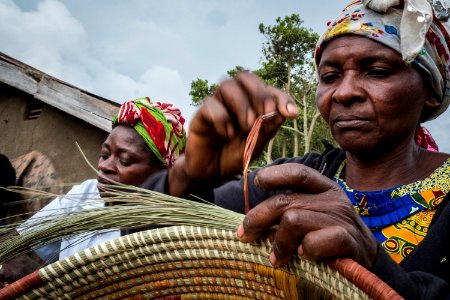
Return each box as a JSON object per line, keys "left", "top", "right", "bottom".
{"left": 112, "top": 97, "right": 187, "bottom": 167}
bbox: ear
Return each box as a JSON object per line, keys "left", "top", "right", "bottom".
{"left": 420, "top": 95, "right": 441, "bottom": 122}
{"left": 424, "top": 95, "right": 440, "bottom": 110}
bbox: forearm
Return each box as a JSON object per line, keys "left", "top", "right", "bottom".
{"left": 141, "top": 156, "right": 216, "bottom": 202}
{"left": 0, "top": 254, "right": 41, "bottom": 284}
{"left": 167, "top": 156, "right": 197, "bottom": 198}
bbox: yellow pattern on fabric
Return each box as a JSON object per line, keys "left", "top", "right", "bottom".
{"left": 392, "top": 159, "right": 450, "bottom": 197}
{"left": 380, "top": 159, "right": 450, "bottom": 263}
{"left": 382, "top": 209, "right": 437, "bottom": 263}
{"left": 335, "top": 159, "right": 450, "bottom": 263}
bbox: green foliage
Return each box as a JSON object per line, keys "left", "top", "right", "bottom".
{"left": 189, "top": 78, "right": 218, "bottom": 107}
{"left": 254, "top": 60, "right": 288, "bottom": 88}
{"left": 189, "top": 66, "right": 248, "bottom": 107}
{"left": 227, "top": 66, "right": 249, "bottom": 78}
{"left": 188, "top": 13, "right": 334, "bottom": 163}
{"left": 258, "top": 14, "right": 319, "bottom": 88}
{"left": 257, "top": 14, "right": 332, "bottom": 158}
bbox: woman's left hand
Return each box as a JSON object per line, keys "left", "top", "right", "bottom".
{"left": 237, "top": 163, "right": 378, "bottom": 269}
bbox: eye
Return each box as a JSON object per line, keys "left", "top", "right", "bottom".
{"left": 367, "top": 67, "right": 392, "bottom": 78}
{"left": 120, "top": 160, "right": 132, "bottom": 167}
{"left": 320, "top": 72, "right": 340, "bottom": 84}
{"left": 119, "top": 155, "right": 134, "bottom": 167}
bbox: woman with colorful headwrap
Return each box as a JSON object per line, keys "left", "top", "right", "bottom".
{"left": 140, "top": 1, "right": 450, "bottom": 298}
{"left": 112, "top": 97, "right": 186, "bottom": 168}
{"left": 0, "top": 98, "right": 187, "bottom": 284}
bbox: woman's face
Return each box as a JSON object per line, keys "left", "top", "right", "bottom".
{"left": 316, "top": 35, "right": 436, "bottom": 155}
{"left": 97, "top": 125, "right": 160, "bottom": 191}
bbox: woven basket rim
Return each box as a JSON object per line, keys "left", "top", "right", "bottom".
{"left": 0, "top": 225, "right": 402, "bottom": 300}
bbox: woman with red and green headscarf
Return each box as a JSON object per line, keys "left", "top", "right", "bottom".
{"left": 96, "top": 97, "right": 186, "bottom": 192}
{"left": 4, "top": 98, "right": 187, "bottom": 283}
{"left": 112, "top": 97, "right": 186, "bottom": 168}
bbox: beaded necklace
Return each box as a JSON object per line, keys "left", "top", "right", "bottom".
{"left": 334, "top": 158, "right": 450, "bottom": 263}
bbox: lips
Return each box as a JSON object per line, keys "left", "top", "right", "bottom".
{"left": 97, "top": 176, "right": 116, "bottom": 198}
{"left": 333, "top": 115, "right": 370, "bottom": 128}
{"left": 97, "top": 176, "right": 114, "bottom": 185}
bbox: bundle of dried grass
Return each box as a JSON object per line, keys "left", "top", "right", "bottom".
{"left": 0, "top": 184, "right": 243, "bottom": 265}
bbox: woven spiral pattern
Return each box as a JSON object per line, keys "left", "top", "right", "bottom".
{"left": 2, "top": 225, "right": 395, "bottom": 300}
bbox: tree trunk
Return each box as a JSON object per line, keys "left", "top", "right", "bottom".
{"left": 266, "top": 138, "right": 274, "bottom": 164}
{"left": 302, "top": 93, "right": 309, "bottom": 155}
{"left": 304, "top": 110, "right": 321, "bottom": 154}
{"left": 293, "top": 119, "right": 299, "bottom": 156}
{"left": 286, "top": 63, "right": 291, "bottom": 93}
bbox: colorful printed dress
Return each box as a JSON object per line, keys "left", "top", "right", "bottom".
{"left": 335, "top": 158, "right": 450, "bottom": 263}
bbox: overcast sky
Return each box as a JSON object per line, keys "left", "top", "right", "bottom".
{"left": 1, "top": 0, "right": 449, "bottom": 152}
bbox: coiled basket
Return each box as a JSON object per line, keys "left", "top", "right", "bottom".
{"left": 0, "top": 225, "right": 402, "bottom": 300}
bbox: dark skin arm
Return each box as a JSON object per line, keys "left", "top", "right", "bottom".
{"left": 167, "top": 72, "right": 299, "bottom": 197}
{"left": 0, "top": 230, "right": 41, "bottom": 284}
{"left": 162, "top": 71, "right": 375, "bottom": 268}
{"left": 164, "top": 72, "right": 376, "bottom": 268}
{"left": 237, "top": 163, "right": 378, "bottom": 269}
{"left": 0, "top": 255, "right": 41, "bottom": 285}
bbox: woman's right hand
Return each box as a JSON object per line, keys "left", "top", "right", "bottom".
{"left": 168, "top": 72, "right": 298, "bottom": 197}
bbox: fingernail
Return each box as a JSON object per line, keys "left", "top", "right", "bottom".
{"left": 247, "top": 110, "right": 256, "bottom": 128}
{"left": 287, "top": 103, "right": 298, "bottom": 115}
{"left": 226, "top": 124, "right": 234, "bottom": 139}
{"left": 237, "top": 224, "right": 244, "bottom": 239}
{"left": 270, "top": 251, "right": 278, "bottom": 267}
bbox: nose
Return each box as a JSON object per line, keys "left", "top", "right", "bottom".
{"left": 97, "top": 156, "right": 117, "bottom": 174}
{"left": 332, "top": 73, "right": 365, "bottom": 106}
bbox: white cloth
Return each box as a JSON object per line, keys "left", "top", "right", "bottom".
{"left": 19, "top": 179, "right": 120, "bottom": 263}
{"left": 363, "top": 0, "right": 450, "bottom": 62}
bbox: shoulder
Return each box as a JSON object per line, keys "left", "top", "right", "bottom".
{"left": 419, "top": 150, "right": 450, "bottom": 179}
{"left": 47, "top": 179, "right": 100, "bottom": 212}
{"left": 19, "top": 179, "right": 100, "bottom": 233}
{"left": 63, "top": 178, "right": 100, "bottom": 201}
{"left": 68, "top": 179, "right": 99, "bottom": 194}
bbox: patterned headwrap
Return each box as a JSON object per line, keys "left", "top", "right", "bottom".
{"left": 112, "top": 97, "right": 186, "bottom": 167}
{"left": 315, "top": 0, "right": 450, "bottom": 121}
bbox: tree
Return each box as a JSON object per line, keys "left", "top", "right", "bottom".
{"left": 258, "top": 14, "right": 330, "bottom": 161}
{"left": 189, "top": 78, "right": 217, "bottom": 107}
{"left": 188, "top": 14, "right": 334, "bottom": 167}
{"left": 226, "top": 66, "right": 249, "bottom": 79}
{"left": 189, "top": 66, "right": 248, "bottom": 107}
{"left": 258, "top": 14, "right": 317, "bottom": 92}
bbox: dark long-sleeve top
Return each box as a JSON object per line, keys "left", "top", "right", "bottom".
{"left": 140, "top": 142, "right": 450, "bottom": 299}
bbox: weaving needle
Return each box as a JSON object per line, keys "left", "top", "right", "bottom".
{"left": 243, "top": 111, "right": 278, "bottom": 214}
{"left": 261, "top": 111, "right": 278, "bottom": 121}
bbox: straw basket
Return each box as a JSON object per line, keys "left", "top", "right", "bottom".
{"left": 0, "top": 225, "right": 402, "bottom": 300}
